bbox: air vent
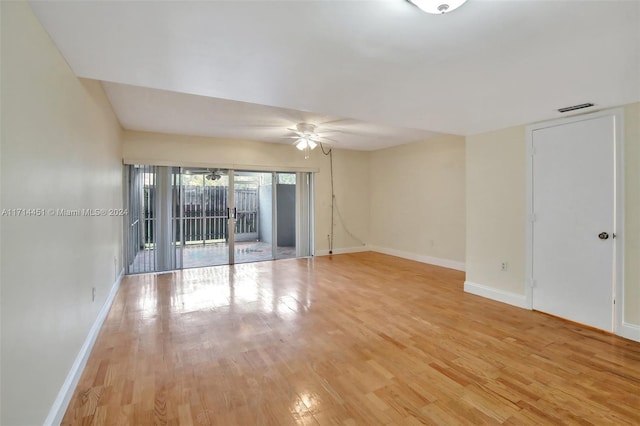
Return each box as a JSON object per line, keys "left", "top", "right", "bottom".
{"left": 557, "top": 103, "right": 595, "bottom": 113}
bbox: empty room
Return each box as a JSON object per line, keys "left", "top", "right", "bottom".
{"left": 1, "top": 0, "right": 639, "bottom": 425}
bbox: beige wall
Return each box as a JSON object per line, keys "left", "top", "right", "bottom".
{"left": 0, "top": 2, "right": 123, "bottom": 425}
{"left": 123, "top": 131, "right": 370, "bottom": 254}
{"left": 369, "top": 135, "right": 466, "bottom": 265}
{"left": 465, "top": 103, "right": 640, "bottom": 326}
{"left": 465, "top": 126, "right": 527, "bottom": 295}
{"left": 624, "top": 103, "right": 640, "bottom": 324}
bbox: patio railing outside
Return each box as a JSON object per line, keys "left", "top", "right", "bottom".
{"left": 143, "top": 185, "right": 259, "bottom": 246}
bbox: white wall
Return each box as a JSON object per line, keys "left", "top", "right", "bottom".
{"left": 123, "top": 131, "right": 370, "bottom": 254}
{"left": 369, "top": 134, "right": 466, "bottom": 269}
{"left": 0, "top": 2, "right": 124, "bottom": 424}
{"left": 465, "top": 103, "right": 640, "bottom": 327}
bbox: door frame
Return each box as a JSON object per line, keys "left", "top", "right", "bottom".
{"left": 525, "top": 108, "right": 624, "bottom": 334}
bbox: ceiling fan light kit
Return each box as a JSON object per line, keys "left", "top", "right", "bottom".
{"left": 296, "top": 139, "right": 317, "bottom": 151}
{"left": 407, "top": 0, "right": 469, "bottom": 14}
{"left": 288, "top": 122, "right": 331, "bottom": 158}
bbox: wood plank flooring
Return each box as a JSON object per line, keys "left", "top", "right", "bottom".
{"left": 63, "top": 252, "right": 640, "bottom": 425}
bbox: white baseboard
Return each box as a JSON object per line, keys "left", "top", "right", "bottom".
{"left": 369, "top": 245, "right": 465, "bottom": 272}
{"left": 315, "top": 245, "right": 369, "bottom": 256}
{"left": 44, "top": 269, "right": 124, "bottom": 425}
{"left": 464, "top": 280, "right": 528, "bottom": 309}
{"left": 617, "top": 321, "right": 640, "bottom": 343}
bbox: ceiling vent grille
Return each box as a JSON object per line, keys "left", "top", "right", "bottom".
{"left": 557, "top": 103, "right": 595, "bottom": 113}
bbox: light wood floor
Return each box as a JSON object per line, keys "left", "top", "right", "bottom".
{"left": 63, "top": 252, "right": 640, "bottom": 425}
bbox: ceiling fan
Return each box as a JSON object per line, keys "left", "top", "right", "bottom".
{"left": 184, "top": 168, "right": 227, "bottom": 181}
{"left": 284, "top": 122, "right": 337, "bottom": 159}
{"left": 205, "top": 169, "right": 225, "bottom": 181}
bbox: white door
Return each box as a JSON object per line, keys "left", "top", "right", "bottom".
{"left": 531, "top": 114, "right": 616, "bottom": 331}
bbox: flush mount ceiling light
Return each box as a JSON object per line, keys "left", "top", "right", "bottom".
{"left": 407, "top": 0, "right": 469, "bottom": 14}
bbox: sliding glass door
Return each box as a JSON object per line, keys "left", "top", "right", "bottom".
{"left": 125, "top": 165, "right": 313, "bottom": 273}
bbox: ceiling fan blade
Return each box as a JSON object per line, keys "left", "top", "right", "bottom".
{"left": 318, "top": 118, "right": 357, "bottom": 127}
{"left": 242, "top": 123, "right": 290, "bottom": 129}
{"left": 314, "top": 129, "right": 343, "bottom": 134}
{"left": 183, "top": 168, "right": 212, "bottom": 175}
{"left": 319, "top": 136, "right": 339, "bottom": 143}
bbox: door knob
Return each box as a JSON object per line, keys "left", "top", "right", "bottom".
{"left": 598, "top": 232, "right": 609, "bottom": 240}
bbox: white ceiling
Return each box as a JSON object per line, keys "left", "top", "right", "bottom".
{"left": 101, "top": 81, "right": 440, "bottom": 150}
{"left": 29, "top": 0, "right": 640, "bottom": 150}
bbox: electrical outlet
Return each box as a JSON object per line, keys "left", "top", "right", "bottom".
{"left": 500, "top": 261, "right": 508, "bottom": 272}
{"left": 92, "top": 287, "right": 96, "bottom": 302}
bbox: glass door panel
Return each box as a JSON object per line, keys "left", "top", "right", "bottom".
{"left": 276, "top": 173, "right": 297, "bottom": 259}
{"left": 125, "top": 164, "right": 157, "bottom": 274}
{"left": 295, "top": 172, "right": 314, "bottom": 258}
{"left": 233, "top": 171, "right": 274, "bottom": 264}
{"left": 179, "top": 167, "right": 229, "bottom": 268}
{"left": 126, "top": 165, "right": 182, "bottom": 273}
